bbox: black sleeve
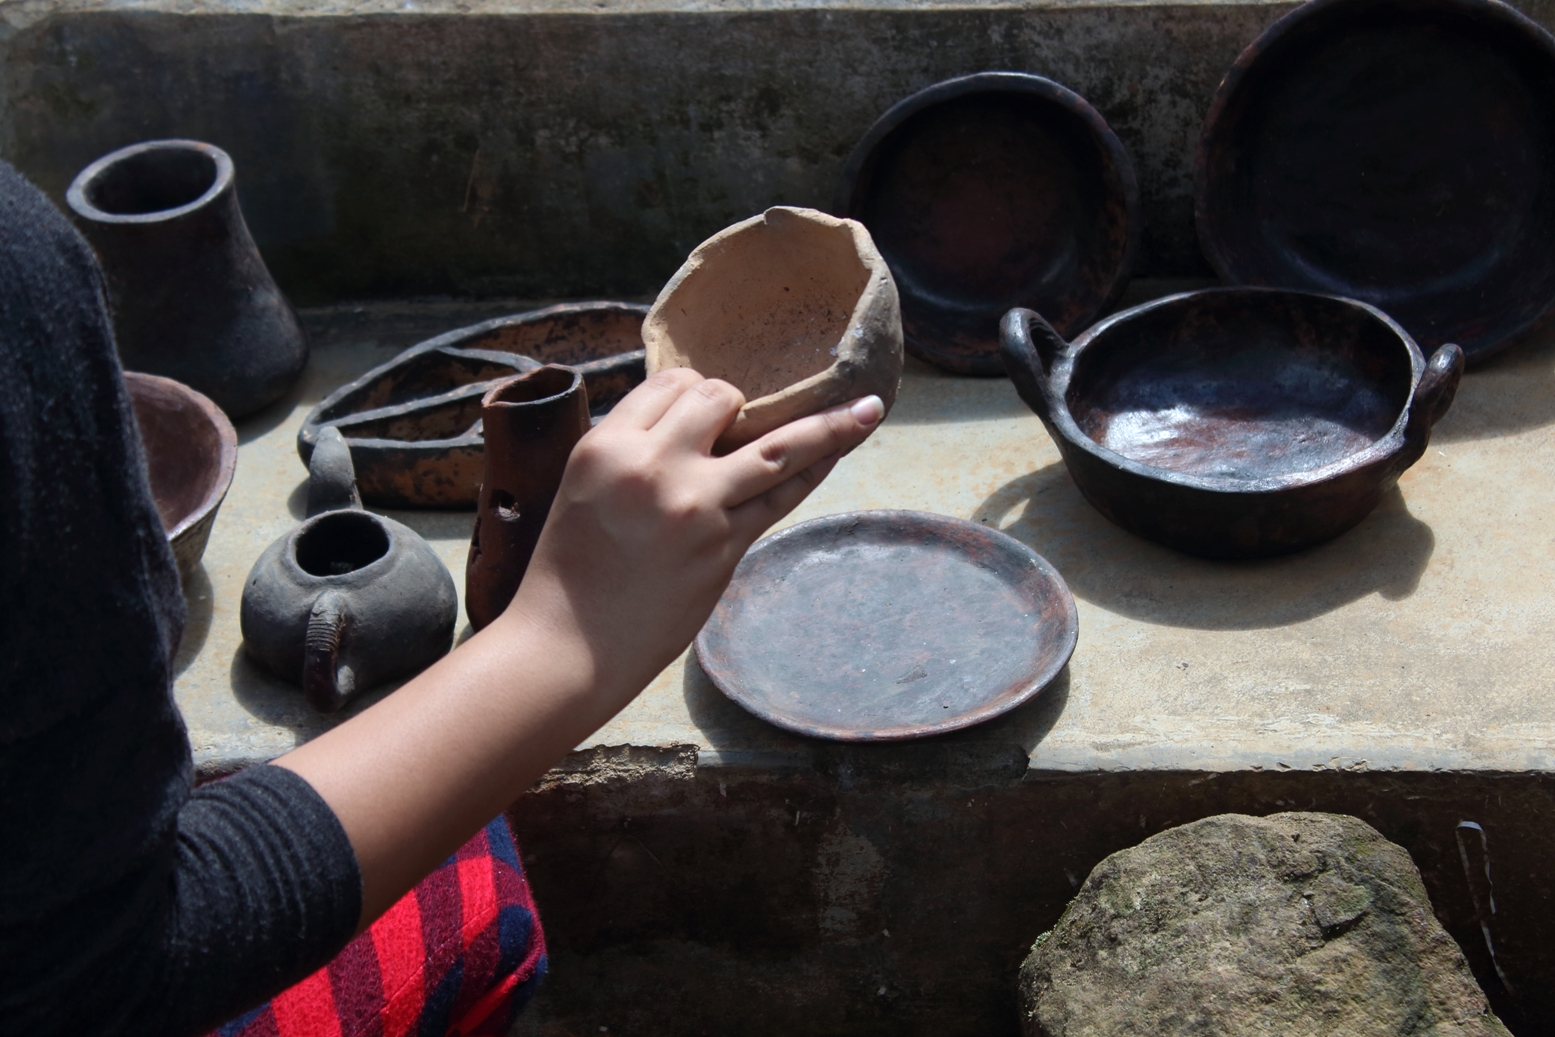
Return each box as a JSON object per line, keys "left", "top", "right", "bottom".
{"left": 161, "top": 766, "right": 363, "bottom": 1036}
{"left": 0, "top": 158, "right": 362, "bottom": 1036}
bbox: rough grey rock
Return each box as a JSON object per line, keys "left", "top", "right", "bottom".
{"left": 1019, "top": 812, "right": 1509, "bottom": 1037}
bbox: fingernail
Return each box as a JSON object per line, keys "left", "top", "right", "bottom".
{"left": 851, "top": 395, "right": 885, "bottom": 428}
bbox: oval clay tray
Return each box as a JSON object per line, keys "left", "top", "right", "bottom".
{"left": 300, "top": 301, "right": 647, "bottom": 508}
{"left": 695, "top": 511, "right": 1078, "bottom": 741}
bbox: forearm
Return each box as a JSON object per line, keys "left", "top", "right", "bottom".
{"left": 276, "top": 375, "right": 884, "bottom": 931}
{"left": 272, "top": 582, "right": 643, "bottom": 928}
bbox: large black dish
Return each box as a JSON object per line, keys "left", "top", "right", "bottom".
{"left": 300, "top": 302, "right": 646, "bottom": 508}
{"left": 837, "top": 73, "right": 1139, "bottom": 376}
{"left": 1001, "top": 288, "right": 1464, "bottom": 558}
{"left": 695, "top": 510, "right": 1078, "bottom": 742}
{"left": 1196, "top": 0, "right": 1555, "bottom": 363}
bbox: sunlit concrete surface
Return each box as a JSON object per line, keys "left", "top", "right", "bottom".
{"left": 177, "top": 288, "right": 1555, "bottom": 780}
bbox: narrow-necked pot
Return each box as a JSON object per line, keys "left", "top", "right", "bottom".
{"left": 1000, "top": 288, "right": 1463, "bottom": 558}
{"left": 68, "top": 140, "right": 308, "bottom": 419}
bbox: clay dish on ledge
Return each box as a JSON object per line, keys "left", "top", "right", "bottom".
{"left": 124, "top": 370, "right": 238, "bottom": 582}
{"left": 643, "top": 206, "right": 903, "bottom": 452}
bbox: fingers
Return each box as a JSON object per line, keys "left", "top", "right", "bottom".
{"left": 600, "top": 368, "right": 704, "bottom": 430}
{"left": 651, "top": 377, "right": 747, "bottom": 453}
{"left": 718, "top": 395, "right": 884, "bottom": 509}
{"left": 728, "top": 452, "right": 842, "bottom": 538}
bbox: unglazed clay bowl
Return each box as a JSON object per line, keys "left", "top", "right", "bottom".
{"left": 643, "top": 206, "right": 904, "bottom": 452}
{"left": 124, "top": 370, "right": 238, "bottom": 582}
{"left": 837, "top": 72, "right": 1139, "bottom": 375}
{"left": 1000, "top": 288, "right": 1464, "bottom": 558}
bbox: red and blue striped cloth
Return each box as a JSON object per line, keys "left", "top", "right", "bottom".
{"left": 210, "top": 816, "right": 546, "bottom": 1037}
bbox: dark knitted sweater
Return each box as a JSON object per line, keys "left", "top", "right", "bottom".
{"left": 0, "top": 159, "right": 362, "bottom": 1036}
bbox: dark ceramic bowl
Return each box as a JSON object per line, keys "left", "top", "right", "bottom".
{"left": 124, "top": 370, "right": 238, "bottom": 581}
{"left": 1000, "top": 288, "right": 1464, "bottom": 558}
{"left": 1196, "top": 0, "right": 1555, "bottom": 363}
{"left": 836, "top": 72, "right": 1139, "bottom": 375}
{"left": 300, "top": 301, "right": 647, "bottom": 508}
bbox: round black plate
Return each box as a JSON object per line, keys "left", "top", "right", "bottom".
{"left": 836, "top": 73, "right": 1140, "bottom": 376}
{"left": 1196, "top": 0, "right": 1555, "bottom": 363}
{"left": 694, "top": 510, "right": 1078, "bottom": 741}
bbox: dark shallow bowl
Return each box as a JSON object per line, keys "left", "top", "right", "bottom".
{"left": 1001, "top": 288, "right": 1464, "bottom": 558}
{"left": 124, "top": 371, "right": 238, "bottom": 581}
{"left": 1196, "top": 0, "right": 1555, "bottom": 363}
{"left": 300, "top": 301, "right": 647, "bottom": 508}
{"left": 836, "top": 72, "right": 1139, "bottom": 376}
{"left": 695, "top": 510, "right": 1078, "bottom": 742}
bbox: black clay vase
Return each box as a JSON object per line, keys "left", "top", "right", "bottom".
{"left": 465, "top": 365, "right": 591, "bottom": 631}
{"left": 241, "top": 427, "right": 458, "bottom": 712}
{"left": 67, "top": 139, "right": 308, "bottom": 420}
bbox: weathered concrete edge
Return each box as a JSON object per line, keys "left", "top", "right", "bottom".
{"left": 196, "top": 736, "right": 1555, "bottom": 782}
{"left": 0, "top": 0, "right": 1305, "bottom": 27}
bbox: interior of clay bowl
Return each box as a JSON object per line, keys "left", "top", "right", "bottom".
{"left": 126, "top": 373, "right": 234, "bottom": 535}
{"left": 650, "top": 218, "right": 869, "bottom": 402}
{"left": 1066, "top": 292, "right": 1413, "bottom": 481}
{"left": 850, "top": 83, "right": 1131, "bottom": 359}
{"left": 1197, "top": 0, "right": 1555, "bottom": 359}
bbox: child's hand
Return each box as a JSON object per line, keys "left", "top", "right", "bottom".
{"left": 279, "top": 369, "right": 884, "bottom": 927}
{"left": 500, "top": 368, "right": 886, "bottom": 699}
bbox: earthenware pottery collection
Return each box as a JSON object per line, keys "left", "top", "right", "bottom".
{"left": 837, "top": 72, "right": 1139, "bottom": 375}
{"left": 97, "top": 0, "right": 1555, "bottom": 734}
{"left": 1196, "top": 0, "right": 1555, "bottom": 362}
{"left": 1001, "top": 289, "right": 1464, "bottom": 558}
{"left": 68, "top": 140, "right": 308, "bottom": 419}
{"left": 643, "top": 206, "right": 904, "bottom": 452}
{"left": 695, "top": 511, "right": 1078, "bottom": 741}
{"left": 465, "top": 366, "right": 592, "bottom": 631}
{"left": 301, "top": 302, "right": 647, "bottom": 508}
{"left": 123, "top": 371, "right": 238, "bottom": 583}
{"left": 240, "top": 427, "right": 458, "bottom": 712}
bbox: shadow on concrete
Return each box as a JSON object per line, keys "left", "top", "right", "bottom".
{"left": 1433, "top": 329, "right": 1555, "bottom": 443}
{"left": 680, "top": 637, "right": 1071, "bottom": 777}
{"left": 382, "top": 507, "right": 478, "bottom": 542}
{"left": 681, "top": 651, "right": 811, "bottom": 753}
{"left": 878, "top": 356, "right": 1033, "bottom": 426}
{"left": 286, "top": 478, "right": 308, "bottom": 520}
{"left": 173, "top": 566, "right": 215, "bottom": 678}
{"left": 229, "top": 646, "right": 391, "bottom": 741}
{"left": 975, "top": 463, "right": 1435, "bottom": 631}
{"left": 285, "top": 474, "right": 480, "bottom": 541}
{"left": 233, "top": 374, "right": 309, "bottom": 445}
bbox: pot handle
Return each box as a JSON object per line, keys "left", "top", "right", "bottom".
{"left": 1000, "top": 308, "right": 1070, "bottom": 422}
{"left": 303, "top": 589, "right": 355, "bottom": 712}
{"left": 1406, "top": 343, "right": 1465, "bottom": 442}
